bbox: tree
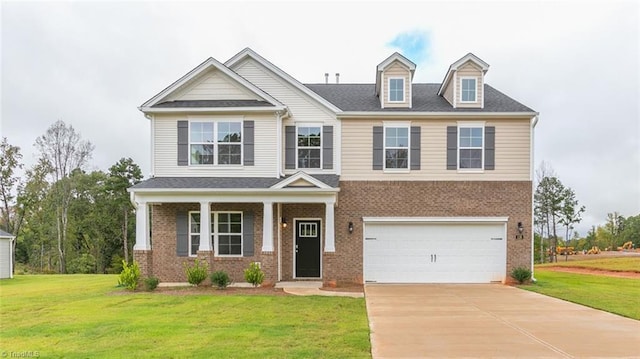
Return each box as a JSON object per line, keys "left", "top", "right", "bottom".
{"left": 605, "top": 212, "right": 624, "bottom": 251}
{"left": 0, "top": 137, "right": 24, "bottom": 235}
{"left": 533, "top": 161, "right": 556, "bottom": 263}
{"left": 558, "top": 187, "right": 585, "bottom": 261}
{"left": 620, "top": 215, "right": 640, "bottom": 248}
{"left": 107, "top": 158, "right": 142, "bottom": 263}
{"left": 534, "top": 176, "right": 566, "bottom": 262}
{"left": 35, "top": 120, "right": 94, "bottom": 273}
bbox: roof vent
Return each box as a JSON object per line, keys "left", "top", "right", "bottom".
{"left": 335, "top": 73, "right": 340, "bottom": 84}
{"left": 325, "top": 73, "right": 329, "bottom": 84}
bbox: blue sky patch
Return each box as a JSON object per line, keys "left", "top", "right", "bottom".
{"left": 387, "top": 31, "right": 431, "bottom": 63}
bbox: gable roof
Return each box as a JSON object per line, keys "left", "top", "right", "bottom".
{"left": 375, "top": 52, "right": 416, "bottom": 96}
{"left": 0, "top": 229, "right": 14, "bottom": 238}
{"left": 305, "top": 83, "right": 535, "bottom": 114}
{"left": 129, "top": 174, "right": 340, "bottom": 191}
{"left": 437, "top": 53, "right": 490, "bottom": 96}
{"left": 224, "top": 48, "right": 342, "bottom": 113}
{"left": 270, "top": 171, "right": 334, "bottom": 189}
{"left": 139, "top": 57, "right": 285, "bottom": 113}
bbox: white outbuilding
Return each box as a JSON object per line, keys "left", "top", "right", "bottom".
{"left": 0, "top": 229, "right": 15, "bottom": 279}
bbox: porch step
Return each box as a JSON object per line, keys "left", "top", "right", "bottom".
{"left": 275, "top": 281, "right": 322, "bottom": 289}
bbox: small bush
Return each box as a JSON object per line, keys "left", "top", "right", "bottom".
{"left": 143, "top": 276, "right": 159, "bottom": 291}
{"left": 511, "top": 266, "right": 532, "bottom": 284}
{"left": 184, "top": 259, "right": 208, "bottom": 286}
{"left": 118, "top": 260, "right": 140, "bottom": 291}
{"left": 244, "top": 262, "right": 265, "bottom": 287}
{"left": 210, "top": 270, "right": 231, "bottom": 289}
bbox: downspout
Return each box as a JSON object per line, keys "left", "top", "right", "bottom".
{"left": 146, "top": 114, "right": 155, "bottom": 178}
{"left": 276, "top": 111, "right": 284, "bottom": 177}
{"left": 530, "top": 115, "right": 539, "bottom": 282}
{"left": 277, "top": 203, "right": 282, "bottom": 282}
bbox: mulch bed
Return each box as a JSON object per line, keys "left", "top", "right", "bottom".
{"left": 111, "top": 286, "right": 291, "bottom": 296}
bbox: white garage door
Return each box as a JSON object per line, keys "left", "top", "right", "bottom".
{"left": 364, "top": 220, "right": 506, "bottom": 283}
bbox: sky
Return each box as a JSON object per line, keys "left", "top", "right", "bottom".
{"left": 1, "top": 0, "right": 639, "bottom": 235}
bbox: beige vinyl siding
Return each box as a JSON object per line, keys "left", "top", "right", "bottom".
{"left": 232, "top": 58, "right": 338, "bottom": 175}
{"left": 166, "top": 69, "right": 258, "bottom": 101}
{"left": 443, "top": 79, "right": 454, "bottom": 105}
{"left": 153, "top": 113, "right": 277, "bottom": 177}
{"left": 340, "top": 118, "right": 530, "bottom": 181}
{"left": 383, "top": 61, "right": 411, "bottom": 108}
{"left": 456, "top": 62, "right": 483, "bottom": 108}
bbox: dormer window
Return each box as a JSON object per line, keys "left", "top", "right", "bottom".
{"left": 461, "top": 78, "right": 477, "bottom": 102}
{"left": 388, "top": 78, "right": 405, "bottom": 102}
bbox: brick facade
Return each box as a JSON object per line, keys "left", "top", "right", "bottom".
{"left": 135, "top": 180, "right": 531, "bottom": 286}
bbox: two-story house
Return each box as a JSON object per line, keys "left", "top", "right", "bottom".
{"left": 130, "top": 48, "right": 538, "bottom": 285}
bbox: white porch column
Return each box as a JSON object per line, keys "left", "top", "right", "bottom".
{"left": 324, "top": 201, "right": 336, "bottom": 252}
{"left": 133, "top": 201, "right": 150, "bottom": 250}
{"left": 262, "top": 201, "right": 274, "bottom": 252}
{"left": 199, "top": 201, "right": 212, "bottom": 251}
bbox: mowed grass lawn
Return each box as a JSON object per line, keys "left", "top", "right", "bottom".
{"left": 0, "top": 275, "right": 371, "bottom": 358}
{"left": 523, "top": 267, "right": 640, "bottom": 320}
{"left": 537, "top": 256, "right": 640, "bottom": 272}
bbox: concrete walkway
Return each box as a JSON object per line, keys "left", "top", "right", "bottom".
{"left": 365, "top": 284, "right": 640, "bottom": 358}
{"left": 276, "top": 281, "right": 363, "bottom": 297}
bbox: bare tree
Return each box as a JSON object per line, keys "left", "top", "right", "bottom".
{"left": 35, "top": 121, "right": 94, "bottom": 273}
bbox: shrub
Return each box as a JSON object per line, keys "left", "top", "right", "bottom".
{"left": 184, "top": 259, "right": 208, "bottom": 286}
{"left": 244, "top": 262, "right": 265, "bottom": 287}
{"left": 118, "top": 260, "right": 140, "bottom": 291}
{"left": 210, "top": 270, "right": 231, "bottom": 289}
{"left": 68, "top": 254, "right": 97, "bottom": 274}
{"left": 107, "top": 254, "right": 125, "bottom": 274}
{"left": 143, "top": 276, "right": 160, "bottom": 291}
{"left": 511, "top": 266, "right": 532, "bottom": 284}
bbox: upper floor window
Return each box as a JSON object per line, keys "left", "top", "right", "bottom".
{"left": 461, "top": 78, "right": 477, "bottom": 102}
{"left": 384, "top": 126, "right": 409, "bottom": 169}
{"left": 297, "top": 126, "right": 321, "bottom": 169}
{"left": 389, "top": 78, "right": 404, "bottom": 102}
{"left": 190, "top": 121, "right": 242, "bottom": 165}
{"left": 458, "top": 127, "right": 483, "bottom": 169}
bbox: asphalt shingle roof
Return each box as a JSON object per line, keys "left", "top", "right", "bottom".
{"left": 152, "top": 100, "right": 274, "bottom": 108}
{"left": 131, "top": 174, "right": 340, "bottom": 190}
{"left": 304, "top": 83, "right": 535, "bottom": 113}
{"left": 0, "top": 229, "right": 14, "bottom": 237}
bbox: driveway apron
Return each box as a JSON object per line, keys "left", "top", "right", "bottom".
{"left": 365, "top": 284, "right": 640, "bottom": 358}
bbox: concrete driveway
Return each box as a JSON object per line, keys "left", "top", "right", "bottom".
{"left": 365, "top": 284, "right": 640, "bottom": 358}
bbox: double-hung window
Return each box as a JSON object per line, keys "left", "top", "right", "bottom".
{"left": 461, "top": 78, "right": 477, "bottom": 102}
{"left": 190, "top": 120, "right": 242, "bottom": 165}
{"left": 216, "top": 212, "right": 242, "bottom": 256}
{"left": 389, "top": 78, "right": 404, "bottom": 102}
{"left": 188, "top": 212, "right": 201, "bottom": 257}
{"left": 297, "top": 126, "right": 321, "bottom": 169}
{"left": 458, "top": 127, "right": 483, "bottom": 169}
{"left": 384, "top": 126, "right": 409, "bottom": 169}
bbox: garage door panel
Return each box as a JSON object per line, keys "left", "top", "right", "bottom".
{"left": 364, "top": 222, "right": 506, "bottom": 283}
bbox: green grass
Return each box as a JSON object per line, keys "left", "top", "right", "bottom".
{"left": 537, "top": 256, "right": 640, "bottom": 272}
{"left": 0, "top": 275, "right": 371, "bottom": 358}
{"left": 521, "top": 270, "right": 640, "bottom": 320}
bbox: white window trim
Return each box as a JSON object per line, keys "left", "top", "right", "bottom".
{"left": 387, "top": 77, "right": 405, "bottom": 103}
{"left": 295, "top": 124, "right": 323, "bottom": 170}
{"left": 213, "top": 211, "right": 244, "bottom": 258}
{"left": 383, "top": 123, "right": 411, "bottom": 172}
{"left": 188, "top": 211, "right": 200, "bottom": 257}
{"left": 460, "top": 77, "right": 478, "bottom": 103}
{"left": 188, "top": 118, "right": 243, "bottom": 167}
{"left": 457, "top": 122, "right": 485, "bottom": 172}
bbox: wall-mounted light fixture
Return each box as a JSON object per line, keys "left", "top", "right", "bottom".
{"left": 516, "top": 222, "right": 524, "bottom": 239}
{"left": 348, "top": 221, "right": 354, "bottom": 234}
{"left": 282, "top": 217, "right": 287, "bottom": 229}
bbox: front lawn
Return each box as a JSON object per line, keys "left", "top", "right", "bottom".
{"left": 537, "top": 256, "right": 640, "bottom": 272}
{"left": 0, "top": 275, "right": 371, "bottom": 358}
{"left": 521, "top": 270, "right": 640, "bottom": 320}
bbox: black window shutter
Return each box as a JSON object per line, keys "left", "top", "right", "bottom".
{"left": 243, "top": 121, "right": 255, "bottom": 166}
{"left": 177, "top": 121, "right": 189, "bottom": 166}
{"left": 243, "top": 212, "right": 254, "bottom": 257}
{"left": 485, "top": 126, "right": 495, "bottom": 170}
{"left": 410, "top": 126, "right": 421, "bottom": 170}
{"left": 446, "top": 126, "right": 458, "bottom": 170}
{"left": 322, "top": 126, "right": 333, "bottom": 169}
{"left": 176, "top": 211, "right": 189, "bottom": 257}
{"left": 372, "top": 126, "right": 383, "bottom": 170}
{"left": 285, "top": 126, "right": 295, "bottom": 169}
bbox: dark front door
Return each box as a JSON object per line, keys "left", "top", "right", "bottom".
{"left": 295, "top": 220, "right": 321, "bottom": 278}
